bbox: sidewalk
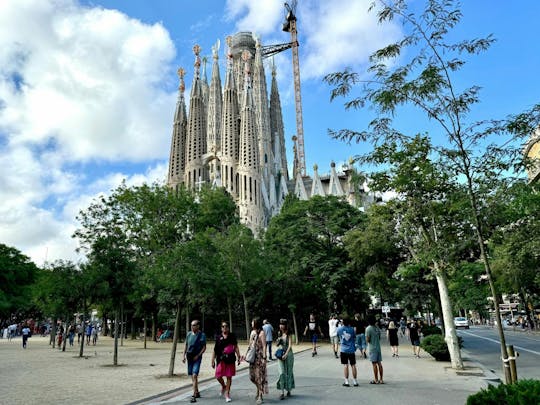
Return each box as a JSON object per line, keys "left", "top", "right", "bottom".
{"left": 137, "top": 339, "right": 490, "bottom": 405}
{"left": 0, "top": 335, "right": 489, "bottom": 405}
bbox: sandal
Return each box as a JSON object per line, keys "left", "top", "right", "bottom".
{"left": 369, "top": 380, "right": 378, "bottom": 384}
{"left": 379, "top": 380, "right": 385, "bottom": 384}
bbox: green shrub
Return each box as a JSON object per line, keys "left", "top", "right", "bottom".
{"left": 420, "top": 334, "right": 450, "bottom": 361}
{"left": 466, "top": 379, "right": 540, "bottom": 405}
{"left": 421, "top": 325, "right": 442, "bottom": 337}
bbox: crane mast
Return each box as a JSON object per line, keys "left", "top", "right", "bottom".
{"left": 287, "top": 16, "right": 306, "bottom": 177}
{"left": 261, "top": 1, "right": 306, "bottom": 178}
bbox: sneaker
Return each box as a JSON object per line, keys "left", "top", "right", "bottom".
{"left": 190, "top": 397, "right": 197, "bottom": 403}
{"left": 342, "top": 382, "right": 350, "bottom": 387}
{"left": 225, "top": 396, "right": 232, "bottom": 403}
{"left": 353, "top": 382, "right": 359, "bottom": 387}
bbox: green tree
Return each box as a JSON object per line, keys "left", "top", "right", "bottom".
{"left": 265, "top": 195, "right": 366, "bottom": 318}
{"left": 0, "top": 244, "right": 38, "bottom": 319}
{"left": 324, "top": 0, "right": 526, "bottom": 378}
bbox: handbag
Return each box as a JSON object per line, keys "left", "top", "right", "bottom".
{"left": 245, "top": 333, "right": 257, "bottom": 364}
{"left": 275, "top": 348, "right": 284, "bottom": 360}
{"left": 221, "top": 344, "right": 236, "bottom": 364}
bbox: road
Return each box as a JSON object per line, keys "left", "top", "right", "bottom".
{"left": 458, "top": 326, "right": 540, "bottom": 381}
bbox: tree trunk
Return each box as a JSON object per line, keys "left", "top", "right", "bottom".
{"left": 242, "top": 291, "right": 250, "bottom": 340}
{"left": 131, "top": 317, "right": 135, "bottom": 340}
{"left": 168, "top": 301, "right": 182, "bottom": 377}
{"left": 433, "top": 262, "right": 463, "bottom": 369}
{"left": 62, "top": 318, "right": 68, "bottom": 352}
{"left": 152, "top": 312, "right": 157, "bottom": 342}
{"left": 143, "top": 317, "right": 147, "bottom": 349}
{"left": 227, "top": 297, "right": 233, "bottom": 333}
{"left": 50, "top": 320, "right": 56, "bottom": 348}
{"left": 113, "top": 308, "right": 119, "bottom": 366}
{"left": 120, "top": 304, "right": 124, "bottom": 347}
{"left": 291, "top": 309, "right": 299, "bottom": 345}
{"left": 79, "top": 304, "right": 86, "bottom": 357}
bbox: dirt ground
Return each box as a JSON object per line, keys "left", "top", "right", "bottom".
{"left": 0, "top": 335, "right": 312, "bottom": 404}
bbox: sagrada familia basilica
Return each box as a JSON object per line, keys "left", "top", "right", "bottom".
{"left": 167, "top": 32, "right": 373, "bottom": 234}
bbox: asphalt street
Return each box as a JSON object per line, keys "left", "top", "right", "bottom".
{"left": 458, "top": 326, "right": 540, "bottom": 381}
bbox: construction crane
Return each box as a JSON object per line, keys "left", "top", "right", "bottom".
{"left": 261, "top": 0, "right": 306, "bottom": 177}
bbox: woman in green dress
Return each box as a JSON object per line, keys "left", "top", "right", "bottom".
{"left": 276, "top": 318, "right": 295, "bottom": 400}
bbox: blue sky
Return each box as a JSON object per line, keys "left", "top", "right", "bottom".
{"left": 1, "top": 0, "right": 539, "bottom": 265}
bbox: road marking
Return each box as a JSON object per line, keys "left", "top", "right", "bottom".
{"left": 460, "top": 330, "right": 540, "bottom": 356}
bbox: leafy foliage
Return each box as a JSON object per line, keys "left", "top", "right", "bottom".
{"left": 466, "top": 379, "right": 540, "bottom": 405}
{"left": 0, "top": 244, "right": 38, "bottom": 318}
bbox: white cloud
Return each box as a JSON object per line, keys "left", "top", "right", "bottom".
{"left": 0, "top": 0, "right": 175, "bottom": 265}
{"left": 225, "top": 0, "right": 402, "bottom": 80}
{"left": 0, "top": 0, "right": 177, "bottom": 162}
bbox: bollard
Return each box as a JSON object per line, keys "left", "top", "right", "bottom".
{"left": 507, "top": 345, "right": 518, "bottom": 383}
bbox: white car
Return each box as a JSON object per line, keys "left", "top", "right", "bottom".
{"left": 454, "top": 317, "right": 469, "bottom": 329}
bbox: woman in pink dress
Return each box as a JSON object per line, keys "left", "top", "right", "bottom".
{"left": 212, "top": 322, "right": 241, "bottom": 403}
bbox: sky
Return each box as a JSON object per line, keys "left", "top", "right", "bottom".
{"left": 1, "top": 0, "right": 539, "bottom": 266}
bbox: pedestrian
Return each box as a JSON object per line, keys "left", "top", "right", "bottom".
{"left": 387, "top": 321, "right": 399, "bottom": 357}
{"left": 244, "top": 317, "right": 268, "bottom": 405}
{"left": 85, "top": 323, "right": 92, "bottom": 345}
{"left": 92, "top": 324, "right": 98, "bottom": 345}
{"left": 303, "top": 313, "right": 324, "bottom": 357}
{"left": 262, "top": 319, "right": 275, "bottom": 361}
{"left": 21, "top": 324, "right": 31, "bottom": 349}
{"left": 328, "top": 314, "right": 340, "bottom": 358}
{"left": 183, "top": 319, "right": 207, "bottom": 403}
{"left": 76, "top": 323, "right": 82, "bottom": 343}
{"left": 407, "top": 319, "right": 421, "bottom": 358}
{"left": 337, "top": 316, "right": 358, "bottom": 387}
{"left": 354, "top": 313, "right": 367, "bottom": 359}
{"left": 68, "top": 323, "right": 75, "bottom": 346}
{"left": 276, "top": 318, "right": 295, "bottom": 399}
{"left": 366, "top": 316, "right": 384, "bottom": 384}
{"left": 212, "top": 321, "right": 240, "bottom": 403}
{"left": 399, "top": 317, "right": 407, "bottom": 337}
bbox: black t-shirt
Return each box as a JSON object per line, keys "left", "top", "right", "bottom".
{"left": 355, "top": 319, "right": 366, "bottom": 334}
{"left": 214, "top": 332, "right": 238, "bottom": 356}
{"left": 408, "top": 324, "right": 419, "bottom": 340}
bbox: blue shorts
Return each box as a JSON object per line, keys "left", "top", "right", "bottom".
{"left": 369, "top": 349, "right": 382, "bottom": 363}
{"left": 310, "top": 333, "right": 318, "bottom": 343}
{"left": 355, "top": 333, "right": 366, "bottom": 350}
{"left": 411, "top": 339, "right": 420, "bottom": 346}
{"left": 187, "top": 357, "right": 202, "bottom": 376}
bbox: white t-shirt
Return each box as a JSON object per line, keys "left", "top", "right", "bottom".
{"left": 328, "top": 319, "right": 340, "bottom": 337}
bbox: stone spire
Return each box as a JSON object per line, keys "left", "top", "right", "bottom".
{"left": 201, "top": 55, "right": 210, "bottom": 106}
{"left": 206, "top": 40, "right": 222, "bottom": 157}
{"left": 269, "top": 62, "right": 289, "bottom": 182}
{"left": 252, "top": 35, "right": 272, "bottom": 178}
{"left": 328, "top": 161, "right": 345, "bottom": 196}
{"left": 220, "top": 36, "right": 240, "bottom": 197}
{"left": 311, "top": 164, "right": 325, "bottom": 196}
{"left": 167, "top": 67, "right": 187, "bottom": 190}
{"left": 237, "top": 49, "right": 263, "bottom": 233}
{"left": 184, "top": 44, "right": 208, "bottom": 188}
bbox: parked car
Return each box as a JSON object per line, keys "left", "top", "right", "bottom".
{"left": 454, "top": 317, "right": 469, "bottom": 329}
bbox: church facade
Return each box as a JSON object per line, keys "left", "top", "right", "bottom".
{"left": 167, "top": 32, "right": 374, "bottom": 234}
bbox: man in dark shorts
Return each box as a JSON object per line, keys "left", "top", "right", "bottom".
{"left": 407, "top": 319, "right": 421, "bottom": 358}
{"left": 303, "top": 313, "right": 324, "bottom": 357}
{"left": 337, "top": 317, "right": 358, "bottom": 387}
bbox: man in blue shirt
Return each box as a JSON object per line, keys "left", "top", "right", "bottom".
{"left": 262, "top": 319, "right": 274, "bottom": 360}
{"left": 183, "top": 320, "right": 207, "bottom": 403}
{"left": 337, "top": 316, "right": 358, "bottom": 387}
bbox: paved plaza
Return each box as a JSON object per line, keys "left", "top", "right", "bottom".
{"left": 1, "top": 334, "right": 491, "bottom": 404}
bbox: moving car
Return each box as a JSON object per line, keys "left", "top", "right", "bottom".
{"left": 454, "top": 317, "right": 469, "bottom": 329}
